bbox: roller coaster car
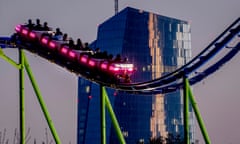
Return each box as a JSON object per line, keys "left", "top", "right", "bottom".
{"left": 13, "top": 24, "right": 135, "bottom": 84}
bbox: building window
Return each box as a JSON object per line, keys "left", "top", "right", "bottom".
{"left": 169, "top": 23, "right": 172, "bottom": 32}
{"left": 183, "top": 24, "right": 191, "bottom": 33}
{"left": 176, "top": 32, "right": 183, "bottom": 40}
{"left": 85, "top": 86, "right": 90, "bottom": 93}
{"left": 142, "top": 66, "right": 146, "bottom": 72}
{"left": 122, "top": 131, "right": 129, "bottom": 137}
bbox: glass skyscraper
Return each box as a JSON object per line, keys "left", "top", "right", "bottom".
{"left": 77, "top": 7, "right": 193, "bottom": 144}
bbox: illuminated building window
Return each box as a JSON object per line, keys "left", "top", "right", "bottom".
{"left": 122, "top": 131, "right": 129, "bottom": 137}
{"left": 142, "top": 66, "right": 146, "bottom": 72}
{"left": 85, "top": 86, "right": 90, "bottom": 93}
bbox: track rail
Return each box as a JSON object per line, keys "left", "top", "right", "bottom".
{"left": 1, "top": 18, "right": 239, "bottom": 95}
{"left": 113, "top": 17, "right": 240, "bottom": 93}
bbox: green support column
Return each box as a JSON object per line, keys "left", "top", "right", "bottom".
{"left": 19, "top": 49, "right": 25, "bottom": 144}
{"left": 183, "top": 76, "right": 190, "bottom": 144}
{"left": 185, "top": 78, "right": 211, "bottom": 144}
{"left": 102, "top": 87, "right": 126, "bottom": 144}
{"left": 100, "top": 86, "right": 106, "bottom": 144}
{"left": 22, "top": 52, "right": 61, "bottom": 144}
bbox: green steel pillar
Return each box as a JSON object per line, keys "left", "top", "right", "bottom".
{"left": 19, "top": 48, "right": 25, "bottom": 144}
{"left": 102, "top": 86, "right": 126, "bottom": 144}
{"left": 1, "top": 48, "right": 61, "bottom": 143}
{"left": 100, "top": 85, "right": 106, "bottom": 144}
{"left": 22, "top": 52, "right": 61, "bottom": 144}
{"left": 183, "top": 76, "right": 190, "bottom": 144}
{"left": 0, "top": 47, "right": 23, "bottom": 143}
{"left": 185, "top": 78, "right": 211, "bottom": 144}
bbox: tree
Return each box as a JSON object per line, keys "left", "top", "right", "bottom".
{"left": 149, "top": 133, "right": 184, "bottom": 144}
{"left": 149, "top": 136, "right": 164, "bottom": 144}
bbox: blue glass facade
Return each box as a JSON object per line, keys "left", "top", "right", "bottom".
{"left": 78, "top": 7, "right": 193, "bottom": 144}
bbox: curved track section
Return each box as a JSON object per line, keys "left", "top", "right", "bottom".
{"left": 114, "top": 17, "right": 240, "bottom": 94}
{"left": 0, "top": 18, "right": 239, "bottom": 95}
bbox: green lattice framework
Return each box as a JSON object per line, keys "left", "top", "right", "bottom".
{"left": 0, "top": 47, "right": 210, "bottom": 144}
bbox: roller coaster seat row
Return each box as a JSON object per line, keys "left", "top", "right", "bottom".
{"left": 12, "top": 19, "right": 136, "bottom": 84}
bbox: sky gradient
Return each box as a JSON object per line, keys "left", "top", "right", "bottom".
{"left": 0, "top": 0, "right": 240, "bottom": 143}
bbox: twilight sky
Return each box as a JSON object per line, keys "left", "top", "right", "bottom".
{"left": 0, "top": 0, "right": 240, "bottom": 143}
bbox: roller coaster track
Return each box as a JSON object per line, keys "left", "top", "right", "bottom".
{"left": 115, "top": 17, "right": 240, "bottom": 94}
{"left": 0, "top": 18, "right": 239, "bottom": 95}
{"left": 0, "top": 18, "right": 239, "bottom": 144}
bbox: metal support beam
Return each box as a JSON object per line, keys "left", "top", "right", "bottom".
{"left": 100, "top": 85, "right": 106, "bottom": 144}
{"left": 0, "top": 47, "right": 61, "bottom": 143}
{"left": 19, "top": 48, "right": 25, "bottom": 144}
{"left": 102, "top": 86, "right": 126, "bottom": 144}
{"left": 183, "top": 76, "right": 190, "bottom": 144}
{"left": 185, "top": 78, "right": 211, "bottom": 144}
{"left": 22, "top": 52, "right": 61, "bottom": 144}
{"left": 0, "top": 47, "right": 21, "bottom": 69}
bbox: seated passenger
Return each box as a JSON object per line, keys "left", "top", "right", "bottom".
{"left": 74, "top": 38, "right": 83, "bottom": 50}
{"left": 57, "top": 34, "right": 69, "bottom": 47}
{"left": 114, "top": 54, "right": 122, "bottom": 62}
{"left": 62, "top": 33, "right": 68, "bottom": 41}
{"left": 25, "top": 19, "right": 34, "bottom": 29}
{"left": 55, "top": 28, "right": 63, "bottom": 36}
{"left": 41, "top": 22, "right": 53, "bottom": 37}
{"left": 102, "top": 51, "right": 108, "bottom": 59}
{"left": 42, "top": 22, "right": 51, "bottom": 31}
{"left": 83, "top": 42, "right": 91, "bottom": 51}
{"left": 34, "top": 19, "right": 42, "bottom": 30}
{"left": 81, "top": 42, "right": 93, "bottom": 55}
{"left": 68, "top": 38, "right": 75, "bottom": 48}
{"left": 93, "top": 48, "right": 102, "bottom": 58}
{"left": 52, "top": 28, "right": 63, "bottom": 40}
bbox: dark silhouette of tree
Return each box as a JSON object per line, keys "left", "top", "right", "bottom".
{"left": 25, "top": 127, "right": 31, "bottom": 143}
{"left": 0, "top": 128, "right": 70, "bottom": 144}
{"left": 149, "top": 136, "right": 164, "bottom": 144}
{"left": 0, "top": 128, "right": 10, "bottom": 144}
{"left": 149, "top": 133, "right": 184, "bottom": 144}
